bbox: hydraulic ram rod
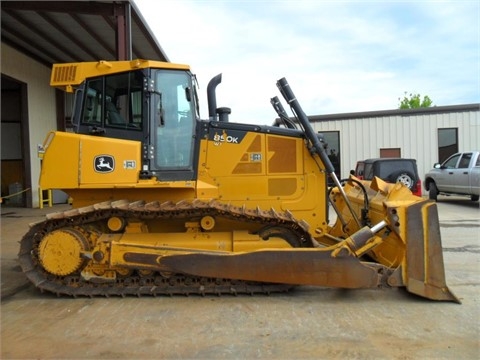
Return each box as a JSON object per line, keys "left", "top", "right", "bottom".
{"left": 276, "top": 77, "right": 361, "bottom": 228}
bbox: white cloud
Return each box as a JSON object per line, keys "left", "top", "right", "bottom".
{"left": 135, "top": 0, "right": 479, "bottom": 124}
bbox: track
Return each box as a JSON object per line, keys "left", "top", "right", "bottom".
{"left": 18, "top": 199, "right": 312, "bottom": 297}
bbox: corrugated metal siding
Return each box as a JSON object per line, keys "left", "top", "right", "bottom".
{"left": 312, "top": 107, "right": 480, "bottom": 195}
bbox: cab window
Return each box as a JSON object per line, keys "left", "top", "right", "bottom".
{"left": 154, "top": 70, "right": 195, "bottom": 169}
{"left": 81, "top": 71, "right": 143, "bottom": 130}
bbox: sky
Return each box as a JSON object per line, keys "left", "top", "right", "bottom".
{"left": 134, "top": 0, "right": 479, "bottom": 125}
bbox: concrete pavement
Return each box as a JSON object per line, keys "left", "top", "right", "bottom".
{"left": 1, "top": 205, "right": 71, "bottom": 300}
{"left": 1, "top": 197, "right": 479, "bottom": 359}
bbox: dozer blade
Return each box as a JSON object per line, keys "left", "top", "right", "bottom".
{"left": 334, "top": 177, "right": 460, "bottom": 303}
{"left": 161, "top": 249, "right": 389, "bottom": 289}
{"left": 404, "top": 201, "right": 460, "bottom": 303}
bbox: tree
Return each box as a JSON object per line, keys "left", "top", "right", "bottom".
{"left": 398, "top": 92, "right": 433, "bottom": 109}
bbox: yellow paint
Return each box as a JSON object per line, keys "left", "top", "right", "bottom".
{"left": 38, "top": 229, "right": 87, "bottom": 276}
{"left": 51, "top": 59, "right": 190, "bottom": 92}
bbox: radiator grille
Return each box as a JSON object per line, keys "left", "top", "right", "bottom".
{"left": 52, "top": 65, "right": 77, "bottom": 83}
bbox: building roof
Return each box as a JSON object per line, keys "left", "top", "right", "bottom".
{"left": 1, "top": 0, "right": 168, "bottom": 66}
{"left": 309, "top": 103, "right": 480, "bottom": 122}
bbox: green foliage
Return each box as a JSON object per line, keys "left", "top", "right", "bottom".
{"left": 398, "top": 92, "right": 433, "bottom": 109}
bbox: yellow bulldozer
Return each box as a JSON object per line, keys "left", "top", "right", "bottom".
{"left": 19, "top": 59, "right": 459, "bottom": 302}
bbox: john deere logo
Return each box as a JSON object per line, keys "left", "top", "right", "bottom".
{"left": 94, "top": 155, "right": 114, "bottom": 173}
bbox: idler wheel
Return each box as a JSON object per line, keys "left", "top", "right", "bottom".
{"left": 38, "top": 228, "right": 89, "bottom": 276}
{"left": 200, "top": 215, "right": 215, "bottom": 231}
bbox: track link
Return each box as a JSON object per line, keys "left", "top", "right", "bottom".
{"left": 19, "top": 199, "right": 312, "bottom": 297}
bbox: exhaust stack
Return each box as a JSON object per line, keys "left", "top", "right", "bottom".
{"left": 207, "top": 74, "right": 222, "bottom": 121}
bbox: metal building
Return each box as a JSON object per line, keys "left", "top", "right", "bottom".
{"left": 1, "top": 0, "right": 167, "bottom": 207}
{"left": 310, "top": 104, "right": 480, "bottom": 194}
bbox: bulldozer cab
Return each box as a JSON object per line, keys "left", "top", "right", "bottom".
{"left": 58, "top": 60, "right": 199, "bottom": 181}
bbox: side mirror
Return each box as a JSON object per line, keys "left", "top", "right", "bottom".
{"left": 434, "top": 163, "right": 441, "bottom": 169}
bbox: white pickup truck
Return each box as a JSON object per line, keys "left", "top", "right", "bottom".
{"left": 424, "top": 151, "right": 480, "bottom": 201}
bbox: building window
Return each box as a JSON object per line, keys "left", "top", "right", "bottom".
{"left": 319, "top": 131, "right": 341, "bottom": 179}
{"left": 380, "top": 148, "right": 401, "bottom": 158}
{"left": 438, "top": 128, "right": 458, "bottom": 163}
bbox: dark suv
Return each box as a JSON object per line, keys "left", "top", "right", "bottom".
{"left": 353, "top": 158, "right": 422, "bottom": 196}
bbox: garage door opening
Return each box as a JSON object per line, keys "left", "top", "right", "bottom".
{"left": 1, "top": 75, "right": 31, "bottom": 207}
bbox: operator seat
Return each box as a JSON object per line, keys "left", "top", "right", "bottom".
{"left": 106, "top": 100, "right": 125, "bottom": 125}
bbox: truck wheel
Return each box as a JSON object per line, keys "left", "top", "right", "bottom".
{"left": 471, "top": 195, "right": 479, "bottom": 201}
{"left": 392, "top": 171, "right": 415, "bottom": 189}
{"left": 429, "top": 183, "right": 438, "bottom": 201}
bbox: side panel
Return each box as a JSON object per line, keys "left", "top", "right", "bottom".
{"left": 197, "top": 124, "right": 329, "bottom": 236}
{"left": 40, "top": 132, "right": 80, "bottom": 189}
{"left": 79, "top": 136, "right": 141, "bottom": 186}
{"left": 201, "top": 130, "right": 305, "bottom": 201}
{"left": 39, "top": 132, "right": 141, "bottom": 189}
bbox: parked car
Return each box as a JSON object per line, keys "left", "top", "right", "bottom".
{"left": 352, "top": 158, "right": 422, "bottom": 196}
{"left": 424, "top": 151, "right": 480, "bottom": 201}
